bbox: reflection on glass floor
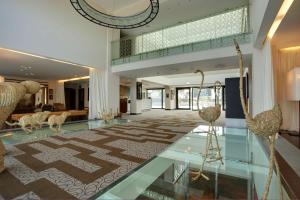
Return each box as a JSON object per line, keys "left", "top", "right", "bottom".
{"left": 0, "top": 119, "right": 129, "bottom": 145}
{"left": 96, "top": 125, "right": 287, "bottom": 200}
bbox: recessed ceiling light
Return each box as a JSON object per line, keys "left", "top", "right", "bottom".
{"left": 268, "top": 0, "right": 294, "bottom": 39}
{"left": 186, "top": 82, "right": 190, "bottom": 84}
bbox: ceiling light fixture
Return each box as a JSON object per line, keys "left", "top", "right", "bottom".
{"left": 267, "top": 0, "right": 294, "bottom": 39}
{"left": 58, "top": 76, "right": 90, "bottom": 83}
{"left": 0, "top": 47, "right": 94, "bottom": 70}
{"left": 70, "top": 0, "right": 159, "bottom": 29}
{"left": 280, "top": 46, "right": 300, "bottom": 51}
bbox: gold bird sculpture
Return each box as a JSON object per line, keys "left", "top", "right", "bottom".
{"left": 234, "top": 40, "right": 283, "bottom": 200}
{"left": 191, "top": 70, "right": 223, "bottom": 181}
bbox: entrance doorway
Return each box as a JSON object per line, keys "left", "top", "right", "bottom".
{"left": 147, "top": 89, "right": 165, "bottom": 109}
{"left": 176, "top": 88, "right": 191, "bottom": 109}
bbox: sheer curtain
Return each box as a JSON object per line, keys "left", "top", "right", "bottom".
{"left": 54, "top": 81, "right": 65, "bottom": 105}
{"left": 89, "top": 69, "right": 108, "bottom": 119}
{"left": 273, "top": 47, "right": 300, "bottom": 131}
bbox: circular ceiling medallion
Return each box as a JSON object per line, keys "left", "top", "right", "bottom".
{"left": 70, "top": 0, "right": 159, "bottom": 29}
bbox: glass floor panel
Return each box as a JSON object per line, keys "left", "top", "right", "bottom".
{"left": 0, "top": 119, "right": 129, "bottom": 145}
{"left": 95, "top": 125, "right": 288, "bottom": 200}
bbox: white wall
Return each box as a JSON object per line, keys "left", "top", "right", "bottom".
{"left": 0, "top": 0, "right": 108, "bottom": 69}
{"left": 250, "top": 0, "right": 270, "bottom": 43}
{"left": 165, "top": 86, "right": 176, "bottom": 110}
{"left": 130, "top": 80, "right": 142, "bottom": 114}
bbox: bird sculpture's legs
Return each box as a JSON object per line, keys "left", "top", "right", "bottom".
{"left": 274, "top": 156, "right": 283, "bottom": 200}
{"left": 212, "top": 125, "right": 223, "bottom": 164}
{"left": 191, "top": 128, "right": 210, "bottom": 181}
{"left": 191, "top": 122, "right": 223, "bottom": 181}
{"left": 262, "top": 135, "right": 276, "bottom": 200}
{"left": 268, "top": 136, "right": 283, "bottom": 200}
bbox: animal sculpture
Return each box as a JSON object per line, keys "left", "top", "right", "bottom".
{"left": 0, "top": 80, "right": 40, "bottom": 172}
{"left": 234, "top": 40, "right": 283, "bottom": 200}
{"left": 47, "top": 112, "right": 71, "bottom": 132}
{"left": 99, "top": 109, "right": 114, "bottom": 123}
{"left": 5, "top": 111, "right": 50, "bottom": 132}
{"left": 32, "top": 111, "right": 50, "bottom": 128}
{"left": 191, "top": 70, "right": 223, "bottom": 181}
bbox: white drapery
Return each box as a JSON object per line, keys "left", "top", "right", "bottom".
{"left": 89, "top": 68, "right": 120, "bottom": 119}
{"left": 273, "top": 47, "right": 300, "bottom": 131}
{"left": 89, "top": 69, "right": 108, "bottom": 119}
{"left": 54, "top": 81, "right": 65, "bottom": 105}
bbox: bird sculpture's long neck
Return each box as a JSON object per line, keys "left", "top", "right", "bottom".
{"left": 234, "top": 40, "right": 250, "bottom": 119}
{"left": 196, "top": 70, "right": 204, "bottom": 111}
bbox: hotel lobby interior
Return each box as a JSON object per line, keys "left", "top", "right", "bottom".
{"left": 0, "top": 0, "right": 300, "bottom": 199}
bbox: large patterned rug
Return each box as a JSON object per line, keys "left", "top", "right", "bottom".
{"left": 0, "top": 114, "right": 200, "bottom": 200}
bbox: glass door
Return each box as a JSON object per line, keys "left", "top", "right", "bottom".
{"left": 147, "top": 89, "right": 165, "bottom": 109}
{"left": 192, "top": 87, "right": 224, "bottom": 111}
{"left": 176, "top": 88, "right": 191, "bottom": 109}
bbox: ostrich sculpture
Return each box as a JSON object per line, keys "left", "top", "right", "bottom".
{"left": 0, "top": 81, "right": 40, "bottom": 173}
{"left": 191, "top": 70, "right": 224, "bottom": 181}
{"left": 234, "top": 40, "right": 283, "bottom": 200}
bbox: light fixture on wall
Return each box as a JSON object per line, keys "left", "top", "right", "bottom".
{"left": 70, "top": 0, "right": 159, "bottom": 29}
{"left": 286, "top": 67, "right": 300, "bottom": 136}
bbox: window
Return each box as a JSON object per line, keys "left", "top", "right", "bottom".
{"left": 147, "top": 89, "right": 165, "bottom": 109}
{"left": 192, "top": 86, "right": 225, "bottom": 111}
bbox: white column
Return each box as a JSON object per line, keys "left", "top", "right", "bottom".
{"left": 0, "top": 76, "right": 4, "bottom": 83}
{"left": 165, "top": 86, "right": 176, "bottom": 110}
{"left": 130, "top": 80, "right": 142, "bottom": 114}
{"left": 252, "top": 39, "right": 275, "bottom": 115}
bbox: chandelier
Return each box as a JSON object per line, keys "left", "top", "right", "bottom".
{"left": 70, "top": 0, "right": 159, "bottom": 29}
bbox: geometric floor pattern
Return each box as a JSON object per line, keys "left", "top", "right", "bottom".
{"left": 0, "top": 115, "right": 200, "bottom": 200}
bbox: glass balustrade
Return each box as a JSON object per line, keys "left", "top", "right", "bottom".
{"left": 111, "top": 6, "right": 251, "bottom": 65}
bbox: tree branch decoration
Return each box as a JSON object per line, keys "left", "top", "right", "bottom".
{"left": 191, "top": 70, "right": 223, "bottom": 181}
{"left": 234, "top": 40, "right": 283, "bottom": 200}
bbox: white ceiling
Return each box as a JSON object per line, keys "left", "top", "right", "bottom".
{"left": 0, "top": 48, "right": 89, "bottom": 80}
{"left": 121, "top": 0, "right": 249, "bottom": 36}
{"left": 273, "top": 0, "right": 300, "bottom": 48}
{"left": 141, "top": 68, "right": 241, "bottom": 87}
